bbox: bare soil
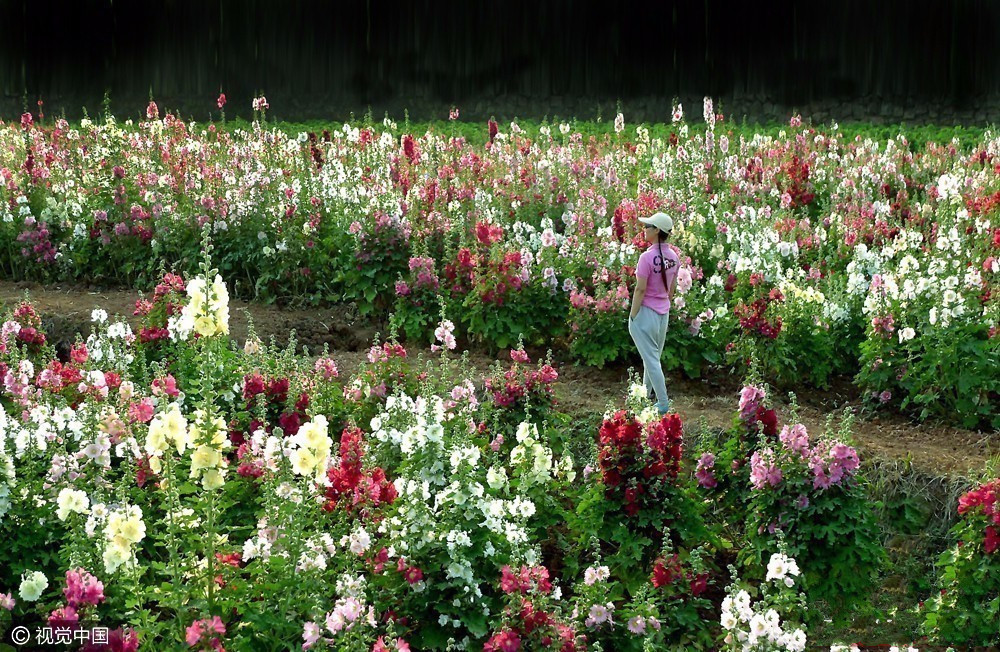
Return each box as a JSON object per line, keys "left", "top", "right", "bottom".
{"left": 2, "top": 280, "right": 996, "bottom": 476}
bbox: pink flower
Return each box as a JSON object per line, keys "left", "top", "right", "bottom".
{"left": 64, "top": 568, "right": 105, "bottom": 607}
{"left": 186, "top": 616, "right": 225, "bottom": 647}
{"left": 0, "top": 592, "right": 14, "bottom": 610}
{"left": 217, "top": 93, "right": 227, "bottom": 109}
{"left": 434, "top": 320, "right": 456, "bottom": 350}
{"left": 128, "top": 398, "right": 155, "bottom": 424}
{"left": 20, "top": 112, "right": 33, "bottom": 129}
{"left": 314, "top": 357, "right": 339, "bottom": 380}
{"left": 695, "top": 452, "right": 717, "bottom": 488}
{"left": 627, "top": 615, "right": 646, "bottom": 634}
{"left": 252, "top": 96, "right": 269, "bottom": 111}
{"left": 738, "top": 385, "right": 766, "bottom": 421}
{"left": 779, "top": 424, "right": 810, "bottom": 455}
{"left": 302, "top": 622, "right": 321, "bottom": 649}
{"left": 510, "top": 349, "right": 530, "bottom": 363}
{"left": 151, "top": 375, "right": 180, "bottom": 398}
{"left": 585, "top": 603, "right": 614, "bottom": 627}
{"left": 749, "top": 449, "right": 782, "bottom": 489}
{"left": 146, "top": 102, "right": 159, "bottom": 120}
{"left": 48, "top": 604, "right": 79, "bottom": 625}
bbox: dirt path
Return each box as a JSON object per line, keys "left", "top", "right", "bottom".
{"left": 2, "top": 280, "right": 996, "bottom": 476}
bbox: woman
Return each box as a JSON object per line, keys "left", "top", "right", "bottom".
{"left": 628, "top": 212, "right": 680, "bottom": 415}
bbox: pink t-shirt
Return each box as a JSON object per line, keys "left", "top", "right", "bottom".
{"left": 636, "top": 244, "right": 680, "bottom": 315}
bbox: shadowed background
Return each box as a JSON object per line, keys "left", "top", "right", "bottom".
{"left": 1, "top": 0, "right": 998, "bottom": 123}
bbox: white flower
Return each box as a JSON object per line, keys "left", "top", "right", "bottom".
{"left": 346, "top": 527, "right": 371, "bottom": 555}
{"left": 898, "top": 327, "right": 916, "bottom": 343}
{"left": 766, "top": 553, "right": 791, "bottom": 581}
{"left": 56, "top": 487, "right": 90, "bottom": 521}
{"left": 720, "top": 610, "right": 738, "bottom": 630}
{"left": 19, "top": 571, "right": 48, "bottom": 601}
{"left": 784, "top": 628, "right": 807, "bottom": 651}
{"left": 748, "top": 613, "right": 768, "bottom": 639}
{"left": 628, "top": 383, "right": 648, "bottom": 400}
{"left": 91, "top": 308, "right": 108, "bottom": 323}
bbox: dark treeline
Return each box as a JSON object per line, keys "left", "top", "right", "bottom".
{"left": 1, "top": 0, "right": 999, "bottom": 124}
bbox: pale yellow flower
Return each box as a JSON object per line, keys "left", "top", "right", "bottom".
{"left": 190, "top": 444, "right": 222, "bottom": 475}
{"left": 290, "top": 447, "right": 318, "bottom": 476}
{"left": 201, "top": 469, "right": 225, "bottom": 490}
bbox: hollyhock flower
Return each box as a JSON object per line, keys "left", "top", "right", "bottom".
{"left": 0, "top": 592, "right": 14, "bottom": 610}
{"left": 585, "top": 602, "right": 614, "bottom": 627}
{"left": 48, "top": 604, "right": 79, "bottom": 625}
{"left": 483, "top": 629, "right": 520, "bottom": 652}
{"left": 689, "top": 572, "right": 709, "bottom": 596}
{"left": 755, "top": 407, "right": 779, "bottom": 436}
{"left": 627, "top": 615, "right": 646, "bottom": 634}
{"left": 583, "top": 565, "right": 609, "bottom": 585}
{"left": 779, "top": 424, "right": 810, "bottom": 455}
{"left": 128, "top": 398, "right": 154, "bottom": 424}
{"left": 302, "top": 622, "right": 321, "bottom": 649}
{"left": 738, "top": 385, "right": 766, "bottom": 420}
{"left": 151, "top": 375, "right": 180, "bottom": 398}
{"left": 695, "top": 452, "right": 717, "bottom": 488}
{"left": 434, "top": 320, "right": 456, "bottom": 350}
{"left": 185, "top": 616, "right": 226, "bottom": 647}
{"left": 19, "top": 570, "right": 48, "bottom": 601}
{"left": 146, "top": 102, "right": 159, "bottom": 119}
{"left": 985, "top": 526, "right": 999, "bottom": 554}
{"left": 217, "top": 93, "right": 227, "bottom": 109}
{"left": 749, "top": 449, "right": 782, "bottom": 489}
{"left": 651, "top": 554, "right": 682, "bottom": 588}
{"left": 63, "top": 568, "right": 105, "bottom": 607}
{"left": 314, "top": 357, "right": 339, "bottom": 380}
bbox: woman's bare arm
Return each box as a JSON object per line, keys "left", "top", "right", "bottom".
{"left": 630, "top": 275, "right": 647, "bottom": 319}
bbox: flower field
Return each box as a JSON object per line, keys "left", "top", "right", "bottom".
{"left": 0, "top": 259, "right": 998, "bottom": 650}
{"left": 0, "top": 100, "right": 997, "bottom": 429}
{"left": 0, "top": 99, "right": 998, "bottom": 649}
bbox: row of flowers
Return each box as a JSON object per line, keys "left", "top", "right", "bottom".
{"left": 0, "top": 268, "right": 996, "bottom": 649}
{"left": 0, "top": 100, "right": 997, "bottom": 425}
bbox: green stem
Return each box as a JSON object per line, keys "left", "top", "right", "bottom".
{"left": 164, "top": 453, "right": 184, "bottom": 638}
{"left": 207, "top": 491, "right": 216, "bottom": 610}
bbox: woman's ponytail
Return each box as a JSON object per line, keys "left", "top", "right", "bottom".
{"left": 657, "top": 230, "right": 669, "bottom": 294}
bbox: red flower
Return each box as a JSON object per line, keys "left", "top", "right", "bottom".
{"left": 756, "top": 407, "right": 778, "bottom": 437}
{"left": 278, "top": 411, "right": 301, "bottom": 436}
{"left": 484, "top": 629, "right": 520, "bottom": 652}
{"left": 689, "top": 572, "right": 709, "bottom": 596}
{"left": 985, "top": 526, "right": 999, "bottom": 554}
{"left": 242, "top": 374, "right": 266, "bottom": 401}
{"left": 404, "top": 565, "right": 423, "bottom": 584}
{"left": 651, "top": 554, "right": 682, "bottom": 588}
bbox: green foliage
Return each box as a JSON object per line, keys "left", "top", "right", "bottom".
{"left": 920, "top": 477, "right": 1000, "bottom": 645}
{"left": 857, "top": 320, "right": 1000, "bottom": 429}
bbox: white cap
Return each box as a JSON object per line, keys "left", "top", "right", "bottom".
{"left": 638, "top": 211, "right": 674, "bottom": 233}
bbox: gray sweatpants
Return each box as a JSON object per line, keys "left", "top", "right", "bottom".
{"left": 628, "top": 305, "right": 670, "bottom": 412}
